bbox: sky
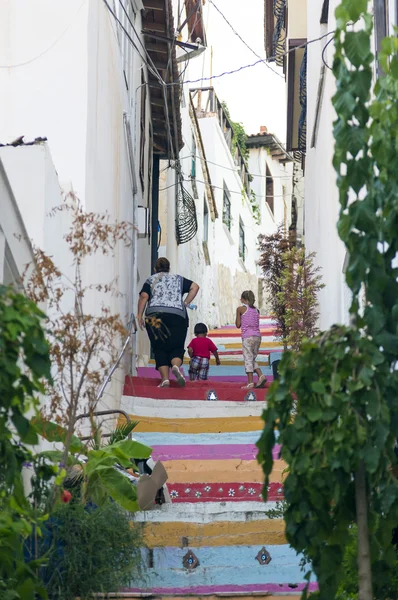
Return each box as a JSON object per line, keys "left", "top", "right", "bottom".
{"left": 186, "top": 0, "right": 287, "bottom": 141}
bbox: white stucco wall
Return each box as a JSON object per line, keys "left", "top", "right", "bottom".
{"left": 0, "top": 157, "right": 35, "bottom": 285}
{"left": 287, "top": 0, "right": 307, "bottom": 40}
{"left": 0, "top": 0, "right": 152, "bottom": 409}
{"left": 305, "top": 0, "right": 349, "bottom": 329}
{"left": 248, "top": 146, "right": 294, "bottom": 236}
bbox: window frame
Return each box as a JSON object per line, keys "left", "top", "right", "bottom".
{"left": 239, "top": 217, "right": 245, "bottom": 262}
{"left": 139, "top": 72, "right": 147, "bottom": 190}
{"left": 191, "top": 133, "right": 196, "bottom": 179}
{"left": 222, "top": 182, "right": 232, "bottom": 231}
{"left": 203, "top": 196, "right": 209, "bottom": 243}
{"left": 265, "top": 164, "right": 274, "bottom": 214}
{"left": 374, "top": 0, "right": 388, "bottom": 76}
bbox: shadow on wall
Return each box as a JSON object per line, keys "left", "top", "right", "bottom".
{"left": 216, "top": 265, "right": 260, "bottom": 326}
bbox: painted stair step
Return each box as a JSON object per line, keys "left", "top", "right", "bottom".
{"left": 134, "top": 501, "right": 280, "bottom": 522}
{"left": 122, "top": 397, "right": 267, "bottom": 419}
{"left": 162, "top": 458, "right": 284, "bottom": 484}
{"left": 137, "top": 366, "right": 273, "bottom": 379}
{"left": 154, "top": 482, "right": 283, "bottom": 503}
{"left": 140, "top": 519, "right": 287, "bottom": 547}
{"left": 145, "top": 356, "right": 271, "bottom": 366}
{"left": 131, "top": 545, "right": 307, "bottom": 587}
{"left": 121, "top": 414, "right": 264, "bottom": 433}
{"left": 216, "top": 342, "right": 281, "bottom": 350}
{"left": 122, "top": 595, "right": 302, "bottom": 599}
{"left": 150, "top": 443, "right": 281, "bottom": 461}
{"left": 210, "top": 331, "right": 278, "bottom": 339}
{"left": 131, "top": 431, "right": 270, "bottom": 445}
{"left": 123, "top": 377, "right": 269, "bottom": 401}
{"left": 124, "top": 584, "right": 315, "bottom": 596}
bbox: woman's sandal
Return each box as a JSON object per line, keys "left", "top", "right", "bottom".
{"left": 241, "top": 383, "right": 255, "bottom": 389}
{"left": 172, "top": 365, "right": 186, "bottom": 387}
{"left": 255, "top": 375, "right": 267, "bottom": 389}
{"left": 158, "top": 379, "right": 170, "bottom": 388}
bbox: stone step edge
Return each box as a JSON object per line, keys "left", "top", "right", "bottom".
{"left": 96, "top": 594, "right": 302, "bottom": 598}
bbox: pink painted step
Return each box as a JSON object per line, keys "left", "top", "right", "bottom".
{"left": 137, "top": 367, "right": 273, "bottom": 383}
{"left": 123, "top": 376, "right": 269, "bottom": 401}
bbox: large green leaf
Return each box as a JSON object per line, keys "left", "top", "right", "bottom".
{"left": 96, "top": 466, "right": 139, "bottom": 512}
{"left": 85, "top": 438, "right": 151, "bottom": 476}
{"left": 344, "top": 31, "right": 371, "bottom": 68}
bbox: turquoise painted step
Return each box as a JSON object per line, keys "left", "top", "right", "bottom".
{"left": 132, "top": 431, "right": 267, "bottom": 445}
{"left": 137, "top": 545, "right": 306, "bottom": 588}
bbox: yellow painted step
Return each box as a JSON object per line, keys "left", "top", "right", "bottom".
{"left": 142, "top": 519, "right": 286, "bottom": 547}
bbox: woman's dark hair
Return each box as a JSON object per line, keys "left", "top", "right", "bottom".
{"left": 155, "top": 257, "right": 170, "bottom": 273}
{"left": 194, "top": 322, "right": 208, "bottom": 335}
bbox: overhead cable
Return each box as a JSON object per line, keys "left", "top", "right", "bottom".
{"left": 208, "top": 0, "right": 284, "bottom": 79}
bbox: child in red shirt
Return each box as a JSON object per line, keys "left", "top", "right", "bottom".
{"left": 187, "top": 323, "right": 220, "bottom": 381}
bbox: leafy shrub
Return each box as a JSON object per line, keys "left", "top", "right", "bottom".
{"left": 40, "top": 501, "right": 143, "bottom": 599}
{"left": 336, "top": 526, "right": 398, "bottom": 600}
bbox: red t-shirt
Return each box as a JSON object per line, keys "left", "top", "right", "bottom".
{"left": 188, "top": 336, "right": 218, "bottom": 359}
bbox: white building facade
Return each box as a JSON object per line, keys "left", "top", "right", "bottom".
{"left": 0, "top": 0, "right": 184, "bottom": 407}
{"left": 264, "top": 0, "right": 398, "bottom": 329}
{"left": 156, "top": 86, "right": 263, "bottom": 340}
{"left": 305, "top": 0, "right": 398, "bottom": 329}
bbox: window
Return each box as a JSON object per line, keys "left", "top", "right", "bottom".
{"left": 286, "top": 39, "right": 306, "bottom": 152}
{"left": 222, "top": 182, "right": 231, "bottom": 230}
{"left": 320, "top": 0, "right": 329, "bottom": 23}
{"left": 266, "top": 165, "right": 274, "bottom": 214}
{"left": 191, "top": 134, "right": 196, "bottom": 179}
{"left": 374, "top": 0, "right": 388, "bottom": 76}
{"left": 239, "top": 218, "right": 245, "bottom": 261}
{"left": 203, "top": 197, "right": 208, "bottom": 243}
{"left": 139, "top": 72, "right": 147, "bottom": 190}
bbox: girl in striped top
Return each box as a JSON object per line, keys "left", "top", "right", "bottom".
{"left": 235, "top": 290, "right": 267, "bottom": 390}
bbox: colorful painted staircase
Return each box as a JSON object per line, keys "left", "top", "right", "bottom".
{"left": 121, "top": 317, "right": 314, "bottom": 597}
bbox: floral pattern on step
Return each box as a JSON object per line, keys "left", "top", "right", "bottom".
{"left": 167, "top": 482, "right": 284, "bottom": 502}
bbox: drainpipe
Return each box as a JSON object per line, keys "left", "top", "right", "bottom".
{"left": 151, "top": 154, "right": 160, "bottom": 273}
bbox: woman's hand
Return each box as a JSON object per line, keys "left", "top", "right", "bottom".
{"left": 137, "top": 292, "right": 149, "bottom": 331}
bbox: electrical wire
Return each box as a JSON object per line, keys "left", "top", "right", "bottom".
{"left": 170, "top": 29, "right": 338, "bottom": 86}
{"left": 321, "top": 36, "right": 334, "bottom": 70}
{"left": 159, "top": 177, "right": 290, "bottom": 199}
{"left": 0, "top": 0, "right": 87, "bottom": 69}
{"left": 208, "top": 0, "right": 284, "bottom": 79}
{"left": 176, "top": 150, "right": 299, "bottom": 179}
{"left": 105, "top": 0, "right": 176, "bottom": 159}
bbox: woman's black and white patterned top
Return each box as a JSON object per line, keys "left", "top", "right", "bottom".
{"left": 140, "top": 273, "right": 193, "bottom": 319}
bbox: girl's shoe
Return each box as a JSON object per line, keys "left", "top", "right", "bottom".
{"left": 241, "top": 383, "right": 255, "bottom": 389}
{"left": 255, "top": 375, "right": 267, "bottom": 389}
{"left": 172, "top": 366, "right": 186, "bottom": 387}
{"left": 158, "top": 379, "right": 170, "bottom": 388}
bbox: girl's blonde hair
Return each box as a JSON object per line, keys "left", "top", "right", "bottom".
{"left": 241, "top": 290, "right": 256, "bottom": 308}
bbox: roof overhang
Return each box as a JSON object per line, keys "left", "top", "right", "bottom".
{"left": 142, "top": 0, "right": 183, "bottom": 157}
{"left": 246, "top": 133, "right": 294, "bottom": 163}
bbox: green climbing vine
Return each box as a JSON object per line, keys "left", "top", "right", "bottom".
{"left": 221, "top": 101, "right": 249, "bottom": 162}
{"left": 257, "top": 2, "right": 398, "bottom": 599}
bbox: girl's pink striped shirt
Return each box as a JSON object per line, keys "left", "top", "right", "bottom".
{"left": 241, "top": 306, "right": 261, "bottom": 339}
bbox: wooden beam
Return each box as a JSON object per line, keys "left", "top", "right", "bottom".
{"left": 142, "top": 22, "right": 166, "bottom": 33}
{"left": 146, "top": 43, "right": 168, "bottom": 54}
{"left": 143, "top": 0, "right": 164, "bottom": 10}
{"left": 151, "top": 99, "right": 166, "bottom": 108}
